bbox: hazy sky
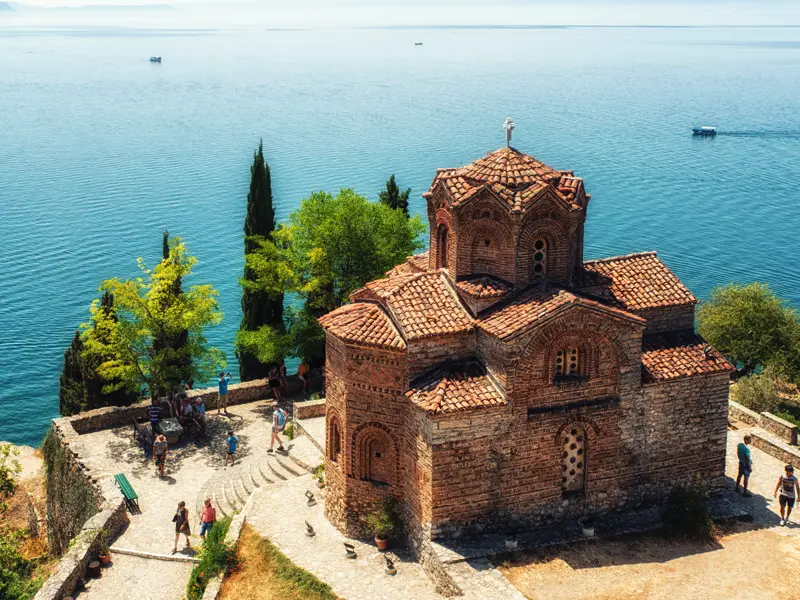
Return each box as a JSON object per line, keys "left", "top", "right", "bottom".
{"left": 8, "top": 0, "right": 800, "bottom": 27}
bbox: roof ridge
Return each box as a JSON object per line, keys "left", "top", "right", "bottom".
{"left": 583, "top": 251, "right": 658, "bottom": 265}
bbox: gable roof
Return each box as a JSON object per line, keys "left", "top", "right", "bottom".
{"left": 477, "top": 286, "right": 645, "bottom": 342}
{"left": 642, "top": 332, "right": 734, "bottom": 383}
{"left": 351, "top": 271, "right": 473, "bottom": 342}
{"left": 406, "top": 360, "right": 507, "bottom": 414}
{"left": 424, "top": 147, "right": 584, "bottom": 214}
{"left": 456, "top": 275, "right": 512, "bottom": 300}
{"left": 318, "top": 302, "right": 406, "bottom": 350}
{"left": 582, "top": 252, "right": 697, "bottom": 311}
{"left": 385, "top": 251, "right": 430, "bottom": 277}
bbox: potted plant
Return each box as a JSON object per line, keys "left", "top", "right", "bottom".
{"left": 314, "top": 464, "right": 326, "bottom": 489}
{"left": 96, "top": 528, "right": 112, "bottom": 565}
{"left": 365, "top": 497, "right": 399, "bottom": 551}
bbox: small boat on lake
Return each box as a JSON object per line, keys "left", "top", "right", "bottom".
{"left": 692, "top": 126, "right": 716, "bottom": 136}
{"left": 414, "top": 42, "right": 423, "bottom": 46}
{"left": 149, "top": 56, "right": 162, "bottom": 63}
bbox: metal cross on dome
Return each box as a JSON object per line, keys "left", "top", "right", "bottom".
{"left": 503, "top": 117, "right": 515, "bottom": 147}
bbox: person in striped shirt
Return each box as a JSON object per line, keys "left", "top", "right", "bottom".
{"left": 148, "top": 398, "right": 162, "bottom": 434}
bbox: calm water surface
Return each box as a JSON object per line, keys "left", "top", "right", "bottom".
{"left": 1, "top": 22, "right": 800, "bottom": 445}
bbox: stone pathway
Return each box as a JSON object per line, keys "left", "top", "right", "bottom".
{"left": 70, "top": 400, "right": 319, "bottom": 600}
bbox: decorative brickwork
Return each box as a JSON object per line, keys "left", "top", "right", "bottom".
{"left": 320, "top": 145, "right": 732, "bottom": 583}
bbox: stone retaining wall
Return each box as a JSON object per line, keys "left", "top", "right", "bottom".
{"left": 751, "top": 430, "right": 800, "bottom": 468}
{"left": 729, "top": 400, "right": 799, "bottom": 445}
{"left": 294, "top": 398, "right": 326, "bottom": 420}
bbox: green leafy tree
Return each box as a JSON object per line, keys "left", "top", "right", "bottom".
{"left": 58, "top": 331, "right": 86, "bottom": 416}
{"left": 697, "top": 283, "right": 800, "bottom": 379}
{"left": 237, "top": 188, "right": 424, "bottom": 366}
{"left": 379, "top": 174, "right": 411, "bottom": 217}
{"left": 81, "top": 238, "right": 225, "bottom": 399}
{"left": 0, "top": 443, "right": 21, "bottom": 513}
{"left": 0, "top": 529, "right": 39, "bottom": 600}
{"left": 238, "top": 141, "right": 285, "bottom": 380}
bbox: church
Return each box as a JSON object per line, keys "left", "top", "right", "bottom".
{"left": 318, "top": 135, "right": 733, "bottom": 549}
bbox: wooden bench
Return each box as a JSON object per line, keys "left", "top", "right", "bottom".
{"left": 133, "top": 418, "right": 154, "bottom": 454}
{"left": 114, "top": 473, "right": 141, "bottom": 514}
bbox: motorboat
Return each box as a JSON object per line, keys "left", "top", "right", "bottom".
{"left": 692, "top": 126, "right": 716, "bottom": 136}
{"left": 414, "top": 42, "right": 423, "bottom": 46}
{"left": 149, "top": 56, "right": 162, "bottom": 63}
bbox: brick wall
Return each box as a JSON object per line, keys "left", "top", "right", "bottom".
{"left": 407, "top": 332, "right": 475, "bottom": 381}
{"left": 636, "top": 304, "right": 695, "bottom": 335}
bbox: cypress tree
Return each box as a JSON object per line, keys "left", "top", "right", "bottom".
{"left": 379, "top": 174, "right": 411, "bottom": 217}
{"left": 59, "top": 330, "right": 86, "bottom": 416}
{"left": 239, "top": 140, "right": 284, "bottom": 380}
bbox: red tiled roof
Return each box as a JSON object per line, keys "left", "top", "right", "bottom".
{"left": 642, "top": 332, "right": 734, "bottom": 383}
{"left": 385, "top": 251, "right": 430, "bottom": 277}
{"left": 318, "top": 303, "right": 406, "bottom": 350}
{"left": 456, "top": 276, "right": 512, "bottom": 299}
{"left": 385, "top": 273, "right": 473, "bottom": 341}
{"left": 583, "top": 252, "right": 697, "bottom": 311}
{"left": 477, "top": 286, "right": 644, "bottom": 342}
{"left": 424, "top": 147, "right": 584, "bottom": 214}
{"left": 406, "top": 361, "right": 507, "bottom": 414}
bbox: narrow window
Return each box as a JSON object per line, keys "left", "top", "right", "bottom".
{"left": 533, "top": 238, "right": 547, "bottom": 278}
{"left": 438, "top": 225, "right": 449, "bottom": 268}
{"left": 561, "top": 426, "right": 586, "bottom": 493}
{"left": 329, "top": 419, "right": 342, "bottom": 462}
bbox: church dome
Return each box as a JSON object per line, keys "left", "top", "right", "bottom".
{"left": 457, "top": 147, "right": 560, "bottom": 189}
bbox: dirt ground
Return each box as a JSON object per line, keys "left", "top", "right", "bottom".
{"left": 498, "top": 430, "right": 800, "bottom": 600}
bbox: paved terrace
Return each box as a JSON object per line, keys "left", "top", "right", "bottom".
{"left": 69, "top": 399, "right": 322, "bottom": 600}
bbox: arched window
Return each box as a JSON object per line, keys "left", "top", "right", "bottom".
{"left": 561, "top": 426, "right": 587, "bottom": 493}
{"left": 329, "top": 417, "right": 342, "bottom": 463}
{"left": 532, "top": 238, "right": 547, "bottom": 278}
{"left": 437, "top": 225, "right": 449, "bottom": 269}
{"left": 354, "top": 426, "right": 397, "bottom": 487}
{"left": 555, "top": 348, "right": 580, "bottom": 378}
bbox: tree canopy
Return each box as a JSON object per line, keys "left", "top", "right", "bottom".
{"left": 81, "top": 238, "right": 225, "bottom": 398}
{"left": 236, "top": 188, "right": 424, "bottom": 365}
{"left": 379, "top": 174, "right": 411, "bottom": 217}
{"left": 697, "top": 282, "right": 800, "bottom": 379}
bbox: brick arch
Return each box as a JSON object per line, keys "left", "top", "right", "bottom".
{"left": 544, "top": 330, "right": 619, "bottom": 382}
{"left": 516, "top": 218, "right": 570, "bottom": 285}
{"left": 431, "top": 208, "right": 454, "bottom": 272}
{"left": 555, "top": 418, "right": 599, "bottom": 445}
{"left": 351, "top": 422, "right": 399, "bottom": 487}
{"left": 457, "top": 217, "right": 515, "bottom": 281}
{"left": 326, "top": 410, "right": 343, "bottom": 466}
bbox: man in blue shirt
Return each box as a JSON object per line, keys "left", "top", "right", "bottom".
{"left": 736, "top": 435, "right": 753, "bottom": 497}
{"left": 217, "top": 372, "right": 232, "bottom": 415}
{"left": 147, "top": 398, "right": 162, "bottom": 434}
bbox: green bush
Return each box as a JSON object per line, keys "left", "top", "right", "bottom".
{"left": 186, "top": 516, "right": 235, "bottom": 600}
{"left": 0, "top": 529, "right": 40, "bottom": 600}
{"left": 732, "top": 372, "right": 780, "bottom": 414}
{"left": 662, "top": 480, "right": 715, "bottom": 540}
{"left": 364, "top": 496, "right": 401, "bottom": 540}
{"left": 284, "top": 420, "right": 295, "bottom": 440}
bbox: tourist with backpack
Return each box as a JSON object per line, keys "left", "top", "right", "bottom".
{"left": 774, "top": 464, "right": 800, "bottom": 526}
{"left": 268, "top": 401, "right": 287, "bottom": 453}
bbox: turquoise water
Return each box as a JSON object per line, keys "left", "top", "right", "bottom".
{"left": 2, "top": 21, "right": 800, "bottom": 446}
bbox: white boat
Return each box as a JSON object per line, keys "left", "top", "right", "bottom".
{"left": 692, "top": 126, "right": 716, "bottom": 136}
{"left": 414, "top": 42, "right": 423, "bottom": 46}
{"left": 149, "top": 56, "right": 162, "bottom": 63}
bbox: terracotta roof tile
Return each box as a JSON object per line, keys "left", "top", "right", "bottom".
{"left": 642, "top": 332, "right": 734, "bottom": 382}
{"left": 583, "top": 252, "right": 697, "bottom": 311}
{"left": 318, "top": 303, "right": 406, "bottom": 350}
{"left": 458, "top": 147, "right": 560, "bottom": 187}
{"left": 406, "top": 361, "right": 507, "bottom": 414}
{"left": 477, "top": 286, "right": 645, "bottom": 341}
{"left": 385, "top": 251, "right": 430, "bottom": 277}
{"left": 456, "top": 276, "right": 512, "bottom": 299}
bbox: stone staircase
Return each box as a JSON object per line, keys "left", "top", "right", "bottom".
{"left": 195, "top": 446, "right": 315, "bottom": 519}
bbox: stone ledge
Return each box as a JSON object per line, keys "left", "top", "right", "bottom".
{"left": 295, "top": 397, "right": 326, "bottom": 420}
{"left": 729, "top": 400, "right": 799, "bottom": 446}
{"left": 751, "top": 429, "right": 800, "bottom": 467}
{"left": 110, "top": 546, "right": 200, "bottom": 563}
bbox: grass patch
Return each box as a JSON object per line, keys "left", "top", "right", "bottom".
{"left": 186, "top": 516, "right": 235, "bottom": 600}
{"left": 220, "top": 523, "right": 339, "bottom": 600}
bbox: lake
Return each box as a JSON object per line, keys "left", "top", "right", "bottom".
{"left": 2, "top": 14, "right": 800, "bottom": 446}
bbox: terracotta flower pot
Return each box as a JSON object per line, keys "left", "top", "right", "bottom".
{"left": 99, "top": 553, "right": 112, "bottom": 566}
{"left": 375, "top": 537, "right": 390, "bottom": 551}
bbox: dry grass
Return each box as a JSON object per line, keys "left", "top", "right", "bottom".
{"left": 498, "top": 523, "right": 800, "bottom": 600}
{"left": 219, "top": 524, "right": 340, "bottom": 600}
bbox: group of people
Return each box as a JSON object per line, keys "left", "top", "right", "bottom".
{"left": 736, "top": 435, "right": 800, "bottom": 526}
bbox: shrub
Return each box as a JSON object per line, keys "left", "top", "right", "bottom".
{"left": 284, "top": 420, "right": 295, "bottom": 440}
{"left": 364, "top": 496, "right": 401, "bottom": 540}
{"left": 732, "top": 372, "right": 780, "bottom": 414}
{"left": 662, "top": 480, "right": 715, "bottom": 540}
{"left": 0, "top": 528, "right": 39, "bottom": 600}
{"left": 186, "top": 516, "right": 235, "bottom": 600}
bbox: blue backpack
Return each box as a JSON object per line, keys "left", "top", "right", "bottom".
{"left": 275, "top": 408, "right": 286, "bottom": 429}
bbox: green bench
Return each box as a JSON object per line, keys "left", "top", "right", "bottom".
{"left": 114, "top": 473, "right": 141, "bottom": 515}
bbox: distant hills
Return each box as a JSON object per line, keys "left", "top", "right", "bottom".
{"left": 6, "top": 3, "right": 173, "bottom": 12}
{"left": 0, "top": 2, "right": 15, "bottom": 12}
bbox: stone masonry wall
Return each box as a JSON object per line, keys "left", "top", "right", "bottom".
{"left": 407, "top": 332, "right": 476, "bottom": 381}
{"left": 636, "top": 304, "right": 696, "bottom": 335}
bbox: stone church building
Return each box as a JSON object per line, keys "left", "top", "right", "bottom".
{"left": 319, "top": 145, "right": 733, "bottom": 546}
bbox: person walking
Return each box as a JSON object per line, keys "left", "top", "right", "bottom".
{"left": 199, "top": 498, "right": 216, "bottom": 539}
{"left": 217, "top": 372, "right": 232, "bottom": 415}
{"left": 268, "top": 401, "right": 287, "bottom": 453}
{"left": 225, "top": 430, "right": 239, "bottom": 467}
{"left": 774, "top": 464, "right": 800, "bottom": 526}
{"left": 147, "top": 397, "right": 162, "bottom": 435}
{"left": 268, "top": 366, "right": 283, "bottom": 402}
{"left": 736, "top": 435, "right": 753, "bottom": 497}
{"left": 172, "top": 501, "right": 191, "bottom": 553}
{"left": 153, "top": 433, "right": 168, "bottom": 477}
{"left": 297, "top": 359, "right": 311, "bottom": 397}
